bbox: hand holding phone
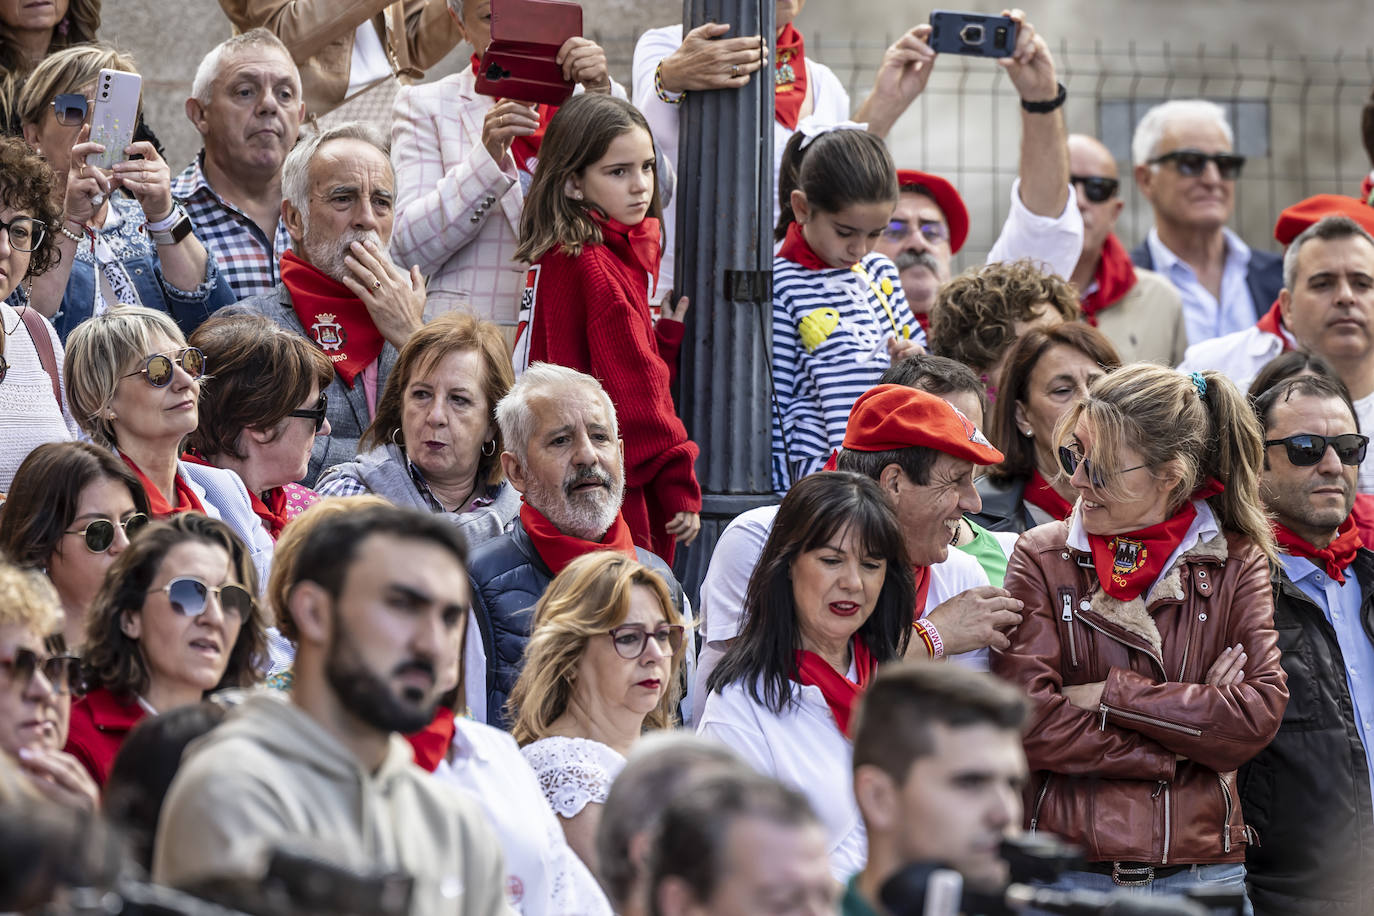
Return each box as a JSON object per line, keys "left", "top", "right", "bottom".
{"left": 928, "top": 11, "right": 1018, "bottom": 58}
{"left": 87, "top": 69, "right": 142, "bottom": 171}
{"left": 475, "top": 0, "right": 583, "bottom": 105}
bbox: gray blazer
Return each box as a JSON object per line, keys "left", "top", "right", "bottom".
{"left": 234, "top": 284, "right": 400, "bottom": 486}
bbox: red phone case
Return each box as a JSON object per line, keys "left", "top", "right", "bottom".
{"left": 474, "top": 0, "right": 583, "bottom": 106}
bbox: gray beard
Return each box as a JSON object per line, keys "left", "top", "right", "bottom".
{"left": 523, "top": 465, "right": 625, "bottom": 540}
{"left": 303, "top": 225, "right": 385, "bottom": 286}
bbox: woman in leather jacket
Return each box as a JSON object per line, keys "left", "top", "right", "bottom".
{"left": 991, "top": 364, "right": 1287, "bottom": 909}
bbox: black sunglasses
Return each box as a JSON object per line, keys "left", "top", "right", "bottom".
{"left": 0, "top": 648, "right": 81, "bottom": 695}
{"left": 1264, "top": 433, "right": 1369, "bottom": 468}
{"left": 1070, "top": 175, "right": 1120, "bottom": 203}
{"left": 51, "top": 93, "right": 91, "bottom": 127}
{"left": 122, "top": 347, "right": 206, "bottom": 388}
{"left": 149, "top": 576, "right": 256, "bottom": 621}
{"left": 1057, "top": 445, "right": 1150, "bottom": 488}
{"left": 607, "top": 623, "right": 685, "bottom": 660}
{"left": 1148, "top": 148, "right": 1246, "bottom": 180}
{"left": 64, "top": 513, "right": 149, "bottom": 553}
{"left": 287, "top": 393, "right": 329, "bottom": 432}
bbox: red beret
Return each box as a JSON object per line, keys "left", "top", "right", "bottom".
{"left": 895, "top": 169, "right": 970, "bottom": 254}
{"left": 843, "top": 385, "right": 1003, "bottom": 466}
{"left": 1273, "top": 194, "right": 1374, "bottom": 246}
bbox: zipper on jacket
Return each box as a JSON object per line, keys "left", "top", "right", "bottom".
{"left": 1059, "top": 591, "right": 1078, "bottom": 669}
{"left": 1218, "top": 772, "right": 1234, "bottom": 853}
{"left": 1098, "top": 703, "right": 1203, "bottom": 736}
{"left": 1162, "top": 782, "right": 1171, "bottom": 865}
{"left": 1076, "top": 612, "right": 1167, "bottom": 678}
{"left": 1176, "top": 626, "right": 1193, "bottom": 682}
{"left": 1029, "top": 774, "right": 1053, "bottom": 833}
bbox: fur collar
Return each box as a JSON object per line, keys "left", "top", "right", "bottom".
{"left": 1087, "top": 531, "right": 1229, "bottom": 658}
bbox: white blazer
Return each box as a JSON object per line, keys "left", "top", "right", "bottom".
{"left": 180, "top": 460, "right": 275, "bottom": 591}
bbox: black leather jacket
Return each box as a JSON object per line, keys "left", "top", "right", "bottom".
{"left": 970, "top": 473, "right": 1038, "bottom": 534}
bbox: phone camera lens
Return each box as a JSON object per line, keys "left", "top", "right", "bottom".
{"left": 959, "top": 23, "right": 985, "bottom": 46}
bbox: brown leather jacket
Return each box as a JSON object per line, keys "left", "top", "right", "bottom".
{"left": 219, "top": 0, "right": 462, "bottom": 119}
{"left": 991, "top": 521, "right": 1287, "bottom": 865}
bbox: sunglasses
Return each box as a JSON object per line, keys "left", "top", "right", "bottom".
{"left": 0, "top": 648, "right": 81, "bottom": 695}
{"left": 287, "top": 393, "right": 329, "bottom": 432}
{"left": 0, "top": 214, "right": 45, "bottom": 253}
{"left": 0, "top": 353, "right": 7, "bottom": 386}
{"left": 149, "top": 576, "right": 256, "bottom": 622}
{"left": 1148, "top": 148, "right": 1246, "bottom": 180}
{"left": 122, "top": 347, "right": 206, "bottom": 388}
{"left": 1070, "top": 175, "right": 1120, "bottom": 203}
{"left": 1057, "top": 445, "right": 1150, "bottom": 488}
{"left": 64, "top": 513, "right": 149, "bottom": 553}
{"left": 51, "top": 93, "right": 92, "bottom": 127}
{"left": 881, "top": 219, "right": 950, "bottom": 244}
{"left": 1264, "top": 433, "right": 1369, "bottom": 468}
{"left": 607, "top": 623, "right": 685, "bottom": 660}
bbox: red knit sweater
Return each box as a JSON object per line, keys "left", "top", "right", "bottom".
{"left": 528, "top": 232, "right": 701, "bottom": 563}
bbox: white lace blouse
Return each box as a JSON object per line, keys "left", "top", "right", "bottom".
{"left": 520, "top": 736, "right": 626, "bottom": 819}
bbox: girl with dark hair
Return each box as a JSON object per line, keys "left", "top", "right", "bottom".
{"left": 770, "top": 126, "right": 921, "bottom": 491}
{"left": 512, "top": 93, "right": 700, "bottom": 564}
{"left": 0, "top": 441, "right": 150, "bottom": 652}
{"left": 698, "top": 471, "right": 914, "bottom": 880}
{"left": 0, "top": 0, "right": 99, "bottom": 134}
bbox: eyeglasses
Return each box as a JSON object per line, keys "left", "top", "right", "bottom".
{"left": 0, "top": 214, "right": 45, "bottom": 252}
{"left": 64, "top": 513, "right": 149, "bottom": 552}
{"left": 51, "top": 93, "right": 92, "bottom": 127}
{"left": 122, "top": 347, "right": 206, "bottom": 388}
{"left": 148, "top": 576, "right": 256, "bottom": 622}
{"left": 0, "top": 648, "right": 81, "bottom": 695}
{"left": 1057, "top": 445, "right": 1150, "bottom": 488}
{"left": 1148, "top": 148, "right": 1246, "bottom": 180}
{"left": 1070, "top": 175, "right": 1120, "bottom": 203}
{"left": 607, "top": 623, "right": 685, "bottom": 660}
{"left": 881, "top": 219, "right": 950, "bottom": 244}
{"left": 287, "top": 393, "right": 329, "bottom": 432}
{"left": 1264, "top": 433, "right": 1369, "bottom": 468}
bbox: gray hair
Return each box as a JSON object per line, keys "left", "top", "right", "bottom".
{"left": 281, "top": 120, "right": 392, "bottom": 220}
{"left": 447, "top": 0, "right": 464, "bottom": 14}
{"left": 494, "top": 363, "right": 619, "bottom": 465}
{"left": 1131, "top": 99, "right": 1234, "bottom": 166}
{"left": 190, "top": 28, "right": 298, "bottom": 107}
{"left": 1282, "top": 215, "right": 1374, "bottom": 290}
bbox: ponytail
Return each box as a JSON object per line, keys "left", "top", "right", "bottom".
{"left": 1194, "top": 369, "right": 1277, "bottom": 562}
{"left": 773, "top": 126, "right": 898, "bottom": 242}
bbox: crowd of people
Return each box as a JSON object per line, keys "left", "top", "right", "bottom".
{"left": 1, "top": 1, "right": 1374, "bottom": 915}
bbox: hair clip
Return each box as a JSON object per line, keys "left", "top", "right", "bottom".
{"left": 797, "top": 118, "right": 869, "bottom": 149}
{"left": 1189, "top": 371, "right": 1207, "bottom": 400}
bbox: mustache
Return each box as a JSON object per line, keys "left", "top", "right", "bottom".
{"left": 893, "top": 249, "right": 941, "bottom": 274}
{"left": 564, "top": 466, "right": 612, "bottom": 496}
{"left": 392, "top": 659, "right": 436, "bottom": 681}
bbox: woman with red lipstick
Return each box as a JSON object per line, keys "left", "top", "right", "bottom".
{"left": 698, "top": 471, "right": 914, "bottom": 880}
{"left": 0, "top": 0, "right": 98, "bottom": 134}
{"left": 66, "top": 513, "right": 265, "bottom": 787}
{"left": 991, "top": 365, "right": 1285, "bottom": 907}
{"left": 509, "top": 551, "right": 685, "bottom": 875}
{"left": 316, "top": 311, "right": 519, "bottom": 550}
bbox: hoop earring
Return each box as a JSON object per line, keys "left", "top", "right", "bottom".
{"left": 482, "top": 439, "right": 496, "bottom": 457}
{"left": 390, "top": 427, "right": 403, "bottom": 446}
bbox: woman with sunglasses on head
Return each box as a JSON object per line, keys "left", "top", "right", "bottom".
{"left": 65, "top": 512, "right": 264, "bottom": 787}
{"left": 14, "top": 45, "right": 233, "bottom": 341}
{"left": 64, "top": 306, "right": 274, "bottom": 590}
{"left": 315, "top": 312, "right": 519, "bottom": 548}
{"left": 186, "top": 311, "right": 334, "bottom": 542}
{"left": 990, "top": 365, "right": 1287, "bottom": 910}
{"left": 0, "top": 442, "right": 150, "bottom": 653}
{"left": 507, "top": 551, "right": 685, "bottom": 874}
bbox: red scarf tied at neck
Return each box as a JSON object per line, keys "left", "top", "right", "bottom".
{"left": 777, "top": 220, "right": 833, "bottom": 271}
{"left": 1274, "top": 516, "right": 1363, "bottom": 584}
{"left": 793, "top": 637, "right": 875, "bottom": 738}
{"left": 520, "top": 502, "right": 638, "bottom": 576}
{"left": 121, "top": 454, "right": 206, "bottom": 519}
{"left": 282, "top": 250, "right": 385, "bottom": 386}
{"left": 1024, "top": 469, "right": 1075, "bottom": 521}
{"left": 1255, "top": 301, "right": 1295, "bottom": 351}
{"left": 773, "top": 24, "right": 809, "bottom": 130}
{"left": 469, "top": 55, "right": 557, "bottom": 174}
{"left": 1087, "top": 502, "right": 1198, "bottom": 601}
{"left": 1080, "top": 234, "right": 1138, "bottom": 324}
{"left": 183, "top": 451, "right": 290, "bottom": 538}
{"left": 406, "top": 706, "right": 457, "bottom": 773}
{"left": 591, "top": 210, "right": 663, "bottom": 296}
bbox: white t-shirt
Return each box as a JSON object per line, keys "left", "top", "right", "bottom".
{"left": 347, "top": 19, "right": 392, "bottom": 97}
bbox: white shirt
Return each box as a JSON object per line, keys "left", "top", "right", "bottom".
{"left": 697, "top": 676, "right": 864, "bottom": 881}
{"left": 1147, "top": 226, "right": 1258, "bottom": 346}
{"left": 985, "top": 179, "right": 1085, "bottom": 282}
{"left": 434, "top": 720, "right": 613, "bottom": 916}
{"left": 348, "top": 19, "right": 392, "bottom": 97}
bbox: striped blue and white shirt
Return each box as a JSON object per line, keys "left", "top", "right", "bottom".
{"left": 770, "top": 252, "right": 924, "bottom": 492}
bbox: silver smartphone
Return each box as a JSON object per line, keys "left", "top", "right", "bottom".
{"left": 88, "top": 68, "right": 142, "bottom": 170}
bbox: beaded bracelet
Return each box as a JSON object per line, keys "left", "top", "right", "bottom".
{"left": 654, "top": 61, "right": 685, "bottom": 105}
{"left": 57, "top": 222, "right": 85, "bottom": 244}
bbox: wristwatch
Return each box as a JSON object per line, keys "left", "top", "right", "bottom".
{"left": 146, "top": 205, "right": 193, "bottom": 246}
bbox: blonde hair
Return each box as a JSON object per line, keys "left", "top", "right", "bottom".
{"left": 1055, "top": 364, "right": 1276, "bottom": 561}
{"left": 508, "top": 552, "right": 683, "bottom": 745}
{"left": 63, "top": 306, "right": 187, "bottom": 448}
{"left": 0, "top": 560, "right": 59, "bottom": 637}
{"left": 16, "top": 43, "right": 139, "bottom": 129}
{"left": 269, "top": 495, "right": 392, "bottom": 642}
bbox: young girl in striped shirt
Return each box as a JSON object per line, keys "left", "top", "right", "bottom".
{"left": 771, "top": 125, "right": 923, "bottom": 491}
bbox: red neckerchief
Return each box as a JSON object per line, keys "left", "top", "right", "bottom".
{"left": 913, "top": 564, "right": 932, "bottom": 616}
{"left": 1274, "top": 516, "right": 1363, "bottom": 585}
{"left": 777, "top": 221, "right": 832, "bottom": 270}
{"left": 121, "top": 454, "right": 206, "bottom": 518}
{"left": 1255, "top": 301, "right": 1295, "bottom": 352}
{"left": 281, "top": 250, "right": 384, "bottom": 386}
{"left": 250, "top": 488, "right": 291, "bottom": 540}
{"left": 1024, "top": 469, "right": 1075, "bottom": 521}
{"left": 590, "top": 210, "right": 663, "bottom": 296}
{"left": 469, "top": 55, "right": 556, "bottom": 174}
{"left": 1362, "top": 172, "right": 1373, "bottom": 207}
{"left": 1080, "top": 234, "right": 1139, "bottom": 325}
{"left": 792, "top": 637, "right": 874, "bottom": 738}
{"left": 1088, "top": 502, "right": 1197, "bottom": 601}
{"left": 773, "top": 24, "right": 809, "bottom": 130}
{"left": 520, "top": 502, "right": 638, "bottom": 576}
{"left": 406, "top": 706, "right": 457, "bottom": 773}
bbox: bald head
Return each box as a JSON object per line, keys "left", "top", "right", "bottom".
{"left": 1068, "top": 134, "right": 1124, "bottom": 263}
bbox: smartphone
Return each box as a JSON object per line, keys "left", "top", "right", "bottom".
{"left": 87, "top": 68, "right": 142, "bottom": 170}
{"left": 928, "top": 11, "right": 1019, "bottom": 58}
{"left": 475, "top": 0, "right": 582, "bottom": 105}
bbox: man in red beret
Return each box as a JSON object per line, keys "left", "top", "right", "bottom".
{"left": 871, "top": 14, "right": 1083, "bottom": 329}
